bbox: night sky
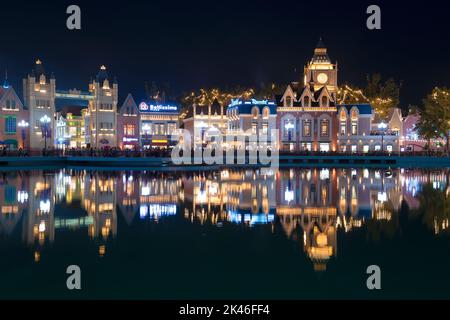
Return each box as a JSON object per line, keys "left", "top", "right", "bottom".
{"left": 0, "top": 0, "right": 449, "bottom": 106}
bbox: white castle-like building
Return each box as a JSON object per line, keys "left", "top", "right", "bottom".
{"left": 22, "top": 60, "right": 119, "bottom": 149}
{"left": 88, "top": 65, "right": 118, "bottom": 148}
{"left": 23, "top": 60, "right": 56, "bottom": 149}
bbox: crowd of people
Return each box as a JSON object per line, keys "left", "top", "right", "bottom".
{"left": 0, "top": 146, "right": 448, "bottom": 158}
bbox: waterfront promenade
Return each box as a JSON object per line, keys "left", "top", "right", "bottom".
{"left": 0, "top": 152, "right": 449, "bottom": 169}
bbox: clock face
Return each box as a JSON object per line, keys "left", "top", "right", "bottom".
{"left": 317, "top": 73, "right": 328, "bottom": 84}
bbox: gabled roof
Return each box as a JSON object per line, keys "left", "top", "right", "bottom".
{"left": 120, "top": 93, "right": 138, "bottom": 114}
{"left": 0, "top": 86, "right": 25, "bottom": 110}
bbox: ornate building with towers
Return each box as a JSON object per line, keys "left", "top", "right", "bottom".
{"left": 276, "top": 39, "right": 338, "bottom": 152}
{"left": 88, "top": 65, "right": 118, "bottom": 148}
{"left": 23, "top": 60, "right": 56, "bottom": 149}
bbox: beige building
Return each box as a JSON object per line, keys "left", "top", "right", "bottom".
{"left": 88, "top": 65, "right": 118, "bottom": 148}
{"left": 23, "top": 60, "right": 56, "bottom": 150}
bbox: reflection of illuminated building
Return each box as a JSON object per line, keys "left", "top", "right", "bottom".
{"left": 83, "top": 174, "right": 117, "bottom": 241}
{"left": 138, "top": 176, "right": 179, "bottom": 221}
{"left": 183, "top": 169, "right": 276, "bottom": 226}
{"left": 0, "top": 172, "right": 28, "bottom": 235}
{"left": 117, "top": 172, "right": 140, "bottom": 224}
{"left": 183, "top": 173, "right": 227, "bottom": 225}
{"left": 2, "top": 168, "right": 449, "bottom": 268}
{"left": 276, "top": 168, "right": 338, "bottom": 271}
{"left": 23, "top": 172, "right": 55, "bottom": 246}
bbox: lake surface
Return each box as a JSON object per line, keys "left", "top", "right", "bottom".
{"left": 0, "top": 167, "right": 449, "bottom": 299}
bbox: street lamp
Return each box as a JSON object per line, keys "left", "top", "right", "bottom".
{"left": 378, "top": 122, "right": 387, "bottom": 153}
{"left": 40, "top": 115, "right": 51, "bottom": 152}
{"left": 18, "top": 120, "right": 29, "bottom": 150}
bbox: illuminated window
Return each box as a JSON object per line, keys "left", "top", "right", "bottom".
{"left": 351, "top": 122, "right": 358, "bottom": 135}
{"left": 285, "top": 96, "right": 292, "bottom": 107}
{"left": 303, "top": 120, "right": 311, "bottom": 137}
{"left": 5, "top": 116, "right": 16, "bottom": 134}
{"left": 262, "top": 123, "right": 268, "bottom": 135}
{"left": 340, "top": 122, "right": 346, "bottom": 135}
{"left": 263, "top": 107, "right": 269, "bottom": 118}
{"left": 124, "top": 124, "right": 135, "bottom": 136}
{"left": 284, "top": 119, "right": 294, "bottom": 139}
{"left": 320, "top": 119, "right": 329, "bottom": 137}
{"left": 252, "top": 123, "right": 257, "bottom": 134}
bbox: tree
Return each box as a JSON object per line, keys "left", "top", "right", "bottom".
{"left": 415, "top": 108, "right": 438, "bottom": 154}
{"left": 365, "top": 74, "right": 401, "bottom": 121}
{"left": 411, "top": 182, "right": 450, "bottom": 235}
{"left": 337, "top": 84, "right": 369, "bottom": 104}
{"left": 419, "top": 87, "right": 450, "bottom": 154}
{"left": 337, "top": 74, "right": 401, "bottom": 121}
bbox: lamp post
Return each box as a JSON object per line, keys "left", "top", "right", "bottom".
{"left": 378, "top": 122, "right": 387, "bottom": 153}
{"left": 40, "top": 115, "right": 51, "bottom": 152}
{"left": 18, "top": 120, "right": 29, "bottom": 151}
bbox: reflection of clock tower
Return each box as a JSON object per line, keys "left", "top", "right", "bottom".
{"left": 304, "top": 37, "right": 338, "bottom": 94}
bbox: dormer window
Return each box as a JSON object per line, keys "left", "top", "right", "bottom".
{"left": 321, "top": 96, "right": 328, "bottom": 107}
{"left": 263, "top": 107, "right": 269, "bottom": 119}
{"left": 303, "top": 96, "right": 310, "bottom": 107}
{"left": 252, "top": 107, "right": 259, "bottom": 119}
{"left": 285, "top": 96, "right": 292, "bottom": 107}
{"left": 39, "top": 74, "right": 46, "bottom": 85}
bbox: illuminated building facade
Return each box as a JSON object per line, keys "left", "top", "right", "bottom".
{"left": 277, "top": 39, "right": 402, "bottom": 153}
{"left": 117, "top": 94, "right": 140, "bottom": 150}
{"left": 276, "top": 39, "right": 338, "bottom": 152}
{"left": 88, "top": 65, "right": 118, "bottom": 149}
{"left": 226, "top": 99, "right": 277, "bottom": 150}
{"left": 0, "top": 76, "right": 29, "bottom": 150}
{"left": 55, "top": 105, "right": 87, "bottom": 149}
{"left": 23, "top": 60, "right": 56, "bottom": 149}
{"left": 139, "top": 101, "right": 179, "bottom": 149}
{"left": 183, "top": 100, "right": 227, "bottom": 148}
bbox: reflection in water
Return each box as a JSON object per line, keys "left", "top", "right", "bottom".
{"left": 0, "top": 168, "right": 449, "bottom": 272}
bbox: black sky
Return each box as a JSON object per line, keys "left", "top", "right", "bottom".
{"left": 0, "top": 0, "right": 449, "bottom": 106}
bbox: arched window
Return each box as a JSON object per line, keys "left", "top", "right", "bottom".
{"left": 263, "top": 107, "right": 269, "bottom": 118}
{"left": 321, "top": 96, "right": 328, "bottom": 107}
{"left": 303, "top": 96, "right": 310, "bottom": 107}
{"left": 285, "top": 96, "right": 292, "bottom": 107}
{"left": 351, "top": 108, "right": 358, "bottom": 120}
{"left": 252, "top": 107, "right": 259, "bottom": 119}
{"left": 340, "top": 109, "right": 347, "bottom": 120}
{"left": 320, "top": 119, "right": 329, "bottom": 137}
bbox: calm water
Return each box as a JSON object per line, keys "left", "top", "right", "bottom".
{"left": 0, "top": 167, "right": 449, "bottom": 299}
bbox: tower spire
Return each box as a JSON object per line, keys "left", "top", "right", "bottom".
{"left": 316, "top": 36, "right": 326, "bottom": 49}
{"left": 309, "top": 69, "right": 315, "bottom": 91}
{"left": 3, "top": 69, "right": 9, "bottom": 88}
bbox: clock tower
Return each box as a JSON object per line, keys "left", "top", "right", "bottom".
{"left": 304, "top": 37, "right": 338, "bottom": 94}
